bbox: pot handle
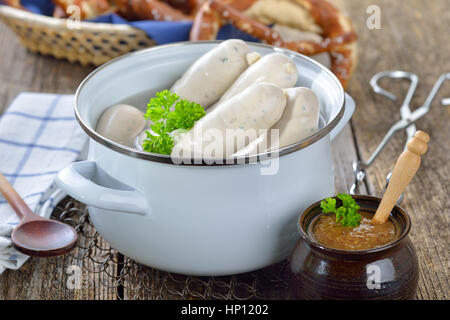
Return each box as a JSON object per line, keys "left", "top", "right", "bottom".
{"left": 330, "top": 93, "right": 355, "bottom": 141}
{"left": 56, "top": 160, "right": 148, "bottom": 216}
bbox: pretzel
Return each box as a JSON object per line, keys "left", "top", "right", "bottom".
{"left": 203, "top": 0, "right": 284, "bottom": 44}
{"left": 293, "top": 0, "right": 357, "bottom": 87}
{"left": 127, "top": 0, "right": 193, "bottom": 21}
{"left": 53, "top": 5, "right": 68, "bottom": 18}
{"left": 3, "top": 0, "right": 25, "bottom": 10}
{"left": 189, "top": 2, "right": 221, "bottom": 40}
{"left": 208, "top": 0, "right": 356, "bottom": 54}
{"left": 3, "top": 1, "right": 116, "bottom": 19}
{"left": 52, "top": 0, "right": 114, "bottom": 20}
{"left": 111, "top": 0, "right": 131, "bottom": 19}
{"left": 189, "top": 0, "right": 258, "bottom": 41}
{"left": 4, "top": 1, "right": 114, "bottom": 19}
{"left": 161, "top": 0, "right": 201, "bottom": 13}
{"left": 190, "top": 0, "right": 357, "bottom": 87}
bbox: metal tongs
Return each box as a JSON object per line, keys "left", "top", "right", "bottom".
{"left": 350, "top": 71, "right": 450, "bottom": 198}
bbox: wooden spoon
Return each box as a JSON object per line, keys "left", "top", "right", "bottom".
{"left": 372, "top": 130, "right": 430, "bottom": 224}
{"left": 0, "top": 173, "right": 77, "bottom": 257}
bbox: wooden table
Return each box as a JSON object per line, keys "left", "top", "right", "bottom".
{"left": 0, "top": 0, "right": 448, "bottom": 300}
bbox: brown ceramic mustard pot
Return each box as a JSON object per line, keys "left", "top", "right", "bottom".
{"left": 289, "top": 131, "right": 429, "bottom": 299}
{"left": 289, "top": 195, "right": 418, "bottom": 300}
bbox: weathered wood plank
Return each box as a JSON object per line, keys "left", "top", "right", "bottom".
{"left": 342, "top": 0, "right": 449, "bottom": 300}
{"left": 332, "top": 124, "right": 368, "bottom": 194}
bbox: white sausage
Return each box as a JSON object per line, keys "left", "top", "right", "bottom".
{"left": 233, "top": 87, "right": 320, "bottom": 155}
{"left": 233, "top": 131, "right": 269, "bottom": 157}
{"left": 96, "top": 104, "right": 146, "bottom": 148}
{"left": 170, "top": 39, "right": 250, "bottom": 109}
{"left": 216, "top": 52, "right": 298, "bottom": 104}
{"left": 172, "top": 82, "right": 287, "bottom": 160}
{"left": 272, "top": 87, "right": 320, "bottom": 147}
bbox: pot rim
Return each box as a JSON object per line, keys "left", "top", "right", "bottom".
{"left": 298, "top": 195, "right": 412, "bottom": 255}
{"left": 74, "top": 40, "right": 345, "bottom": 166}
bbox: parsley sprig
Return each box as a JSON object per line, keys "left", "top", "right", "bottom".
{"left": 142, "top": 90, "right": 205, "bottom": 155}
{"left": 320, "top": 193, "right": 362, "bottom": 227}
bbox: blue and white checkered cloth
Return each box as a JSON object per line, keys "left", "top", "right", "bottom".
{"left": 0, "top": 93, "right": 86, "bottom": 274}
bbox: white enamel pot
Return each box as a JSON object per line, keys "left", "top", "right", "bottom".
{"left": 56, "top": 41, "right": 355, "bottom": 276}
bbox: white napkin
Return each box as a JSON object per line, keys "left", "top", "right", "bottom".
{"left": 0, "top": 93, "right": 86, "bottom": 274}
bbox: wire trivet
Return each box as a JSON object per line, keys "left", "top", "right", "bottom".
{"left": 52, "top": 197, "right": 293, "bottom": 300}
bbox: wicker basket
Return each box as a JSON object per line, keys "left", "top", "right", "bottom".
{"left": 0, "top": 5, "right": 155, "bottom": 66}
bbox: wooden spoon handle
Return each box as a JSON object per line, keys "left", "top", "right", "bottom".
{"left": 372, "top": 130, "right": 430, "bottom": 224}
{"left": 0, "top": 172, "right": 35, "bottom": 221}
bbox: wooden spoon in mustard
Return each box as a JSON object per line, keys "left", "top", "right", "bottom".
{"left": 372, "top": 130, "right": 430, "bottom": 224}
